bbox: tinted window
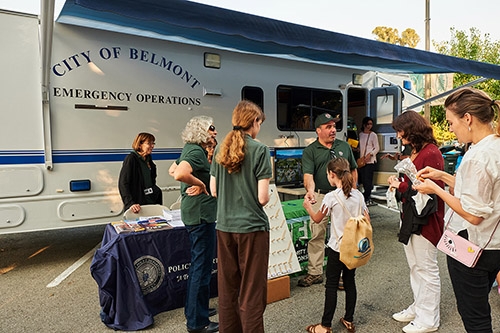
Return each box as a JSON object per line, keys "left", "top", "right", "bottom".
{"left": 277, "top": 85, "right": 342, "bottom": 131}
{"left": 242, "top": 86, "right": 264, "bottom": 112}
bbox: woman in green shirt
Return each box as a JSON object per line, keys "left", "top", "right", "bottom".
{"left": 210, "top": 100, "right": 272, "bottom": 333}
{"left": 173, "top": 116, "right": 218, "bottom": 333}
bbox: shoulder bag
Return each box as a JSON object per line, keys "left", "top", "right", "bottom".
{"left": 437, "top": 212, "right": 500, "bottom": 268}
{"left": 356, "top": 132, "right": 370, "bottom": 168}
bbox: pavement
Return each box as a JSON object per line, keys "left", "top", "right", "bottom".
{"left": 1, "top": 202, "right": 499, "bottom": 332}
{"left": 144, "top": 201, "right": 500, "bottom": 333}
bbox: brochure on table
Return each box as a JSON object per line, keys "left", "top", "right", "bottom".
{"left": 111, "top": 208, "right": 184, "bottom": 234}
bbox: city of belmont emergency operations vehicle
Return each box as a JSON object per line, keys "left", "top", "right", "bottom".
{"left": 1, "top": 0, "right": 499, "bottom": 233}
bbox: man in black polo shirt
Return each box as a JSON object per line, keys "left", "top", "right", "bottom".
{"left": 298, "top": 113, "right": 358, "bottom": 287}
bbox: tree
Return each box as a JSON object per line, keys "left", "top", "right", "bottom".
{"left": 431, "top": 28, "right": 500, "bottom": 144}
{"left": 372, "top": 26, "right": 500, "bottom": 145}
{"left": 433, "top": 27, "right": 500, "bottom": 99}
{"left": 372, "top": 27, "right": 420, "bottom": 47}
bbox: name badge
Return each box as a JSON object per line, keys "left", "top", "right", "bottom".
{"left": 144, "top": 188, "right": 153, "bottom": 195}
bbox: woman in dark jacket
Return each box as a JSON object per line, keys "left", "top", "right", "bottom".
{"left": 118, "top": 132, "right": 162, "bottom": 213}
{"left": 387, "top": 111, "right": 444, "bottom": 333}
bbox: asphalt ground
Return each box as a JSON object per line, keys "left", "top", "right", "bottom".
{"left": 1, "top": 202, "right": 499, "bottom": 333}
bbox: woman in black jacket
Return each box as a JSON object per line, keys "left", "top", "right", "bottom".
{"left": 118, "top": 132, "right": 162, "bottom": 213}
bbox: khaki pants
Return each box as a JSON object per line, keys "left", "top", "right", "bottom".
{"left": 306, "top": 193, "right": 328, "bottom": 275}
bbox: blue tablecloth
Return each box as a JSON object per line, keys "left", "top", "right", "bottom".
{"left": 90, "top": 225, "right": 217, "bottom": 331}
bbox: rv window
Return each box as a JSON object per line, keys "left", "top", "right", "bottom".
{"left": 277, "top": 85, "right": 342, "bottom": 131}
{"left": 242, "top": 86, "right": 264, "bottom": 111}
{"left": 375, "top": 94, "right": 394, "bottom": 124}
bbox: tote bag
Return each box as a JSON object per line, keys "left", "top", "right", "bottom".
{"left": 333, "top": 193, "right": 373, "bottom": 269}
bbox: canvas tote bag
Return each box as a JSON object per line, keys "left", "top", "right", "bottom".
{"left": 333, "top": 192, "right": 374, "bottom": 269}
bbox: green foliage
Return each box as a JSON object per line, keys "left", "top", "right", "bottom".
{"left": 433, "top": 27, "right": 500, "bottom": 98}
{"left": 372, "top": 26, "right": 500, "bottom": 146}
{"left": 430, "top": 28, "right": 500, "bottom": 144}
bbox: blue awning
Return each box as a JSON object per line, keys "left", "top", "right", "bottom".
{"left": 57, "top": 0, "right": 500, "bottom": 80}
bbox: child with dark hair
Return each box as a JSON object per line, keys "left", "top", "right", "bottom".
{"left": 303, "top": 157, "right": 369, "bottom": 333}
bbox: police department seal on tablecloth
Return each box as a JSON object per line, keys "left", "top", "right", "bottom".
{"left": 134, "top": 255, "right": 165, "bottom": 295}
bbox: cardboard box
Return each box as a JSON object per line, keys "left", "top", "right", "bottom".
{"left": 266, "top": 275, "right": 290, "bottom": 304}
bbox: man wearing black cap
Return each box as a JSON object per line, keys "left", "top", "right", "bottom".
{"left": 297, "top": 112, "right": 358, "bottom": 287}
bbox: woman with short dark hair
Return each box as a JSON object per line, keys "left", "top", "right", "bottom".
{"left": 118, "top": 132, "right": 162, "bottom": 213}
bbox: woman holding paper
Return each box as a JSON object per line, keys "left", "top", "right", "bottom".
{"left": 387, "top": 111, "right": 445, "bottom": 333}
{"left": 415, "top": 88, "right": 500, "bottom": 333}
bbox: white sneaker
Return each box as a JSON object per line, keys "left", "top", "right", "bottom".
{"left": 392, "top": 309, "right": 416, "bottom": 322}
{"left": 402, "top": 321, "right": 438, "bottom": 333}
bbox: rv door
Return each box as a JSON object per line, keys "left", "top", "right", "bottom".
{"left": 369, "top": 85, "right": 402, "bottom": 186}
{"left": 369, "top": 85, "right": 402, "bottom": 133}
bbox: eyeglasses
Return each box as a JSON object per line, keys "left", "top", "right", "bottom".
{"left": 330, "top": 149, "right": 337, "bottom": 159}
{"left": 208, "top": 125, "right": 216, "bottom": 132}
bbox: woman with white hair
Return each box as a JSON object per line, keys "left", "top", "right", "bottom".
{"left": 173, "top": 116, "right": 219, "bottom": 333}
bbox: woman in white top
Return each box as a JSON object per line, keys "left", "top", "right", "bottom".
{"left": 358, "top": 117, "right": 380, "bottom": 206}
{"left": 415, "top": 88, "right": 500, "bottom": 333}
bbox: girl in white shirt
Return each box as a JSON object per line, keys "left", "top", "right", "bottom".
{"left": 303, "top": 157, "right": 369, "bottom": 333}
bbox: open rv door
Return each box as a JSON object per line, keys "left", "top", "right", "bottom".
{"left": 370, "top": 86, "right": 402, "bottom": 133}
{"left": 369, "top": 86, "right": 402, "bottom": 185}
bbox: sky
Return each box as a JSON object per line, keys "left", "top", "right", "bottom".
{"left": 1, "top": 0, "right": 498, "bottom": 51}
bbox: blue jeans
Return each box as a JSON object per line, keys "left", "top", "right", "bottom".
{"left": 185, "top": 221, "right": 216, "bottom": 330}
{"left": 447, "top": 246, "right": 500, "bottom": 333}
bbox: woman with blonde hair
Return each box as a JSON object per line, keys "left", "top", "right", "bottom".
{"left": 118, "top": 132, "right": 162, "bottom": 213}
{"left": 210, "top": 100, "right": 272, "bottom": 333}
{"left": 173, "top": 116, "right": 218, "bottom": 333}
{"left": 415, "top": 88, "right": 500, "bottom": 333}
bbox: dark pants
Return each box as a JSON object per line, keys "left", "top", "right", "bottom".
{"left": 185, "top": 221, "right": 216, "bottom": 331}
{"left": 447, "top": 248, "right": 500, "bottom": 333}
{"left": 321, "top": 248, "right": 357, "bottom": 327}
{"left": 359, "top": 163, "right": 376, "bottom": 202}
{"left": 217, "top": 230, "right": 269, "bottom": 333}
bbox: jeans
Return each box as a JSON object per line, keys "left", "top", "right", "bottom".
{"left": 359, "top": 163, "right": 376, "bottom": 202}
{"left": 185, "top": 221, "right": 216, "bottom": 331}
{"left": 447, "top": 248, "right": 500, "bottom": 333}
{"left": 321, "top": 247, "right": 357, "bottom": 327}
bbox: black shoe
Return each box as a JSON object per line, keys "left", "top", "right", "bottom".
{"left": 187, "top": 321, "right": 219, "bottom": 333}
{"left": 208, "top": 308, "right": 217, "bottom": 317}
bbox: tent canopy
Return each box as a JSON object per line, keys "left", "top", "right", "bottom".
{"left": 56, "top": 0, "right": 500, "bottom": 80}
